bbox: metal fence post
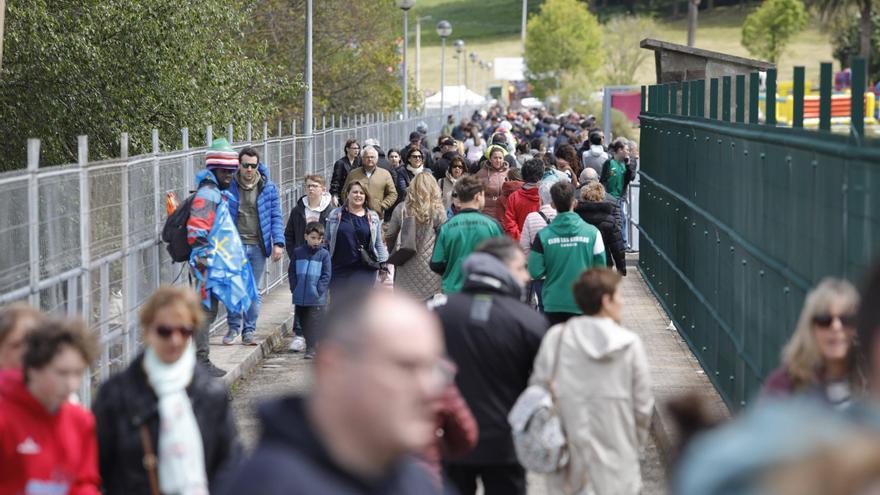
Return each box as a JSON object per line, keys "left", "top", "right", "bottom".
{"left": 749, "top": 73, "right": 760, "bottom": 124}
{"left": 765, "top": 69, "right": 777, "bottom": 126}
{"left": 77, "top": 135, "right": 92, "bottom": 404}
{"left": 27, "top": 139, "right": 40, "bottom": 309}
{"left": 851, "top": 56, "right": 866, "bottom": 139}
{"left": 819, "top": 63, "right": 832, "bottom": 132}
{"left": 182, "top": 128, "right": 193, "bottom": 193}
{"left": 792, "top": 67, "right": 805, "bottom": 129}
{"left": 735, "top": 74, "right": 745, "bottom": 123}
{"left": 206, "top": 125, "right": 213, "bottom": 146}
{"left": 150, "top": 128, "right": 161, "bottom": 293}
{"left": 227, "top": 123, "right": 234, "bottom": 144}
{"left": 721, "top": 76, "right": 731, "bottom": 122}
{"left": 710, "top": 78, "right": 719, "bottom": 120}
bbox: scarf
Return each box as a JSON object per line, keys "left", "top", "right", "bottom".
{"left": 406, "top": 164, "right": 425, "bottom": 176}
{"left": 144, "top": 343, "right": 208, "bottom": 495}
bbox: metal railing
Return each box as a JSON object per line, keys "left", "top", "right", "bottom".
{"left": 0, "top": 107, "right": 479, "bottom": 403}
{"left": 637, "top": 56, "right": 880, "bottom": 410}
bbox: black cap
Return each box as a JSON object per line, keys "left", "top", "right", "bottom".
{"left": 409, "top": 131, "right": 421, "bottom": 140}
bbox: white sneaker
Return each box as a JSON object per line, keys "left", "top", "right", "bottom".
{"left": 290, "top": 336, "right": 306, "bottom": 352}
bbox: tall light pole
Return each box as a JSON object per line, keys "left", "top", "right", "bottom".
{"left": 469, "top": 52, "right": 478, "bottom": 94}
{"left": 304, "top": 0, "right": 313, "bottom": 172}
{"left": 479, "top": 61, "right": 486, "bottom": 96}
{"left": 396, "top": 0, "right": 416, "bottom": 120}
{"left": 454, "top": 39, "right": 464, "bottom": 117}
{"left": 521, "top": 0, "right": 528, "bottom": 53}
{"left": 415, "top": 15, "right": 431, "bottom": 102}
{"left": 437, "top": 21, "right": 452, "bottom": 118}
{"left": 487, "top": 61, "right": 493, "bottom": 98}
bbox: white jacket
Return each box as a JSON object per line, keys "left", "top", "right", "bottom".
{"left": 529, "top": 316, "right": 653, "bottom": 495}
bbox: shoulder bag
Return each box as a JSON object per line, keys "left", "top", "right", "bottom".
{"left": 348, "top": 210, "right": 382, "bottom": 271}
{"left": 387, "top": 205, "right": 417, "bottom": 266}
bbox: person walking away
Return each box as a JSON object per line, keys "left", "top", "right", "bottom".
{"left": 385, "top": 173, "right": 447, "bottom": 301}
{"left": 325, "top": 181, "right": 389, "bottom": 290}
{"left": 0, "top": 318, "right": 100, "bottom": 495}
{"left": 224, "top": 147, "right": 285, "bottom": 346}
{"left": 430, "top": 176, "right": 504, "bottom": 294}
{"left": 330, "top": 139, "right": 361, "bottom": 204}
{"left": 529, "top": 181, "right": 606, "bottom": 325}
{"left": 464, "top": 124, "right": 486, "bottom": 167}
{"left": 284, "top": 174, "right": 333, "bottom": 353}
{"left": 441, "top": 156, "right": 468, "bottom": 215}
{"left": 431, "top": 237, "right": 549, "bottom": 495}
{"left": 219, "top": 289, "right": 448, "bottom": 494}
{"left": 290, "top": 222, "right": 331, "bottom": 360}
{"left": 519, "top": 184, "right": 557, "bottom": 312}
{"left": 342, "top": 146, "right": 398, "bottom": 219}
{"left": 762, "top": 278, "right": 863, "bottom": 408}
{"left": 581, "top": 130, "right": 608, "bottom": 178}
{"left": 529, "top": 268, "right": 653, "bottom": 495}
{"left": 93, "top": 286, "right": 242, "bottom": 494}
{"left": 576, "top": 181, "right": 626, "bottom": 275}
{"left": 475, "top": 146, "right": 510, "bottom": 222}
{"left": 503, "top": 159, "right": 544, "bottom": 240}
{"left": 599, "top": 138, "right": 636, "bottom": 249}
{"left": 0, "top": 303, "right": 43, "bottom": 370}
{"left": 187, "top": 137, "right": 244, "bottom": 377}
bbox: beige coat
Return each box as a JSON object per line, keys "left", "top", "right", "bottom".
{"left": 530, "top": 316, "right": 653, "bottom": 495}
{"left": 342, "top": 166, "right": 398, "bottom": 215}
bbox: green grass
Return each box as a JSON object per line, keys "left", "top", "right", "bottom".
{"left": 408, "top": 2, "right": 834, "bottom": 99}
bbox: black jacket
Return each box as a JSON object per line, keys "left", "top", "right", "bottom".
{"left": 285, "top": 194, "right": 333, "bottom": 252}
{"left": 599, "top": 157, "right": 636, "bottom": 195}
{"left": 92, "top": 353, "right": 242, "bottom": 495}
{"left": 575, "top": 199, "right": 627, "bottom": 275}
{"left": 330, "top": 156, "right": 360, "bottom": 197}
{"left": 432, "top": 270, "right": 548, "bottom": 465}
{"left": 218, "top": 396, "right": 442, "bottom": 495}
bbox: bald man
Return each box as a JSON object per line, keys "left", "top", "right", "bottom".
{"left": 221, "top": 288, "right": 447, "bottom": 494}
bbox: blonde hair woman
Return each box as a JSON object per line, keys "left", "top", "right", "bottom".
{"left": 762, "top": 278, "right": 863, "bottom": 409}
{"left": 384, "top": 173, "right": 447, "bottom": 300}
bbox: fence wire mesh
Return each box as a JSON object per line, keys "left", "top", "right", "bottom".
{"left": 0, "top": 108, "right": 478, "bottom": 403}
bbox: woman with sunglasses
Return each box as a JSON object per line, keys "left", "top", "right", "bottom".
{"left": 762, "top": 278, "right": 863, "bottom": 409}
{"left": 396, "top": 147, "right": 428, "bottom": 202}
{"left": 93, "top": 286, "right": 241, "bottom": 494}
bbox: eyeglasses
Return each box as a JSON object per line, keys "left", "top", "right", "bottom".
{"left": 813, "top": 313, "right": 857, "bottom": 328}
{"left": 155, "top": 325, "right": 195, "bottom": 339}
{"left": 306, "top": 183, "right": 323, "bottom": 189}
{"left": 240, "top": 162, "right": 258, "bottom": 169}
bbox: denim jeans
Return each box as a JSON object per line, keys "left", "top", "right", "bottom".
{"left": 619, "top": 196, "right": 629, "bottom": 250}
{"left": 197, "top": 295, "right": 219, "bottom": 363}
{"left": 226, "top": 243, "right": 267, "bottom": 336}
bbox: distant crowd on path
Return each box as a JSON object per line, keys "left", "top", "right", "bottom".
{"left": 13, "top": 105, "right": 880, "bottom": 495}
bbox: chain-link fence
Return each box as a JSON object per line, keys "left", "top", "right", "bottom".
{"left": 0, "top": 107, "right": 480, "bottom": 404}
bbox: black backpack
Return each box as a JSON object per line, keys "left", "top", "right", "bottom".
{"left": 161, "top": 193, "right": 196, "bottom": 262}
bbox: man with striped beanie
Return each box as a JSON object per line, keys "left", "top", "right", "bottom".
{"left": 186, "top": 137, "right": 241, "bottom": 377}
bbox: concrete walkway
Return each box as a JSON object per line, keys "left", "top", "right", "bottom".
{"left": 209, "top": 254, "right": 728, "bottom": 493}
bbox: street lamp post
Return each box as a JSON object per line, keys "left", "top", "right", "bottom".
{"left": 396, "top": 0, "right": 416, "bottom": 120}
{"left": 487, "top": 61, "right": 493, "bottom": 99}
{"left": 436, "top": 21, "right": 452, "bottom": 119}
{"left": 415, "top": 15, "right": 431, "bottom": 102}
{"left": 304, "top": 0, "right": 313, "bottom": 173}
{"left": 454, "top": 39, "right": 465, "bottom": 117}
{"left": 469, "top": 52, "right": 478, "bottom": 94}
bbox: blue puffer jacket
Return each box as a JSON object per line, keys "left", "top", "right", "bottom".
{"left": 228, "top": 163, "right": 285, "bottom": 257}
{"left": 290, "top": 245, "right": 331, "bottom": 306}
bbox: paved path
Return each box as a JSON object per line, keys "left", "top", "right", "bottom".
{"left": 222, "top": 254, "right": 715, "bottom": 494}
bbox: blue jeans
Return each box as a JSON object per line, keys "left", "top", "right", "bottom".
{"left": 226, "top": 244, "right": 267, "bottom": 336}
{"left": 619, "top": 197, "right": 629, "bottom": 250}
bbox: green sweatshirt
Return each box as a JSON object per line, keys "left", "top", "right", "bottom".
{"left": 430, "top": 209, "right": 504, "bottom": 293}
{"left": 528, "top": 211, "right": 606, "bottom": 314}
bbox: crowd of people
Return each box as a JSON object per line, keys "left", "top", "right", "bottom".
{"left": 4, "top": 106, "right": 880, "bottom": 495}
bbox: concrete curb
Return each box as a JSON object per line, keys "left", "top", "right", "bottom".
{"left": 220, "top": 313, "right": 294, "bottom": 391}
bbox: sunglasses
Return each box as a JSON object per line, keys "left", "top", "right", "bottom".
{"left": 155, "top": 325, "right": 195, "bottom": 339}
{"left": 813, "top": 313, "right": 857, "bottom": 328}
{"left": 240, "top": 162, "right": 258, "bottom": 169}
{"left": 410, "top": 155, "right": 423, "bottom": 159}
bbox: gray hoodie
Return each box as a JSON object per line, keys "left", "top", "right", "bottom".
{"left": 582, "top": 145, "right": 609, "bottom": 176}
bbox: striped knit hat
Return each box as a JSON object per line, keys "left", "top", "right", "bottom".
{"left": 205, "top": 138, "right": 239, "bottom": 170}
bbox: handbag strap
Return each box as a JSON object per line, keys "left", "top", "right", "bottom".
{"left": 139, "top": 423, "right": 160, "bottom": 495}
{"left": 537, "top": 210, "right": 551, "bottom": 225}
{"left": 548, "top": 322, "right": 568, "bottom": 401}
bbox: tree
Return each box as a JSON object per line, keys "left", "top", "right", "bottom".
{"left": 688, "top": 0, "right": 701, "bottom": 46}
{"left": 602, "top": 16, "right": 659, "bottom": 85}
{"left": 741, "top": 0, "right": 808, "bottom": 63}
{"left": 245, "top": 0, "right": 419, "bottom": 117}
{"left": 0, "top": 0, "right": 297, "bottom": 168}
{"left": 832, "top": 5, "right": 880, "bottom": 81}
{"left": 809, "top": 0, "right": 874, "bottom": 74}
{"left": 524, "top": 0, "right": 604, "bottom": 98}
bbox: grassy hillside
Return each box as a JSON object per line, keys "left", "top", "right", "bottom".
{"left": 407, "top": 1, "right": 834, "bottom": 100}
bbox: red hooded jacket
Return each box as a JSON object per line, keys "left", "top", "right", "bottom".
{"left": 0, "top": 369, "right": 100, "bottom": 495}
{"left": 502, "top": 184, "right": 541, "bottom": 240}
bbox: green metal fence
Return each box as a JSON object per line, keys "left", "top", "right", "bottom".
{"left": 638, "top": 57, "right": 880, "bottom": 410}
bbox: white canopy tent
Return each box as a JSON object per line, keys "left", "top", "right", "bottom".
{"left": 424, "top": 85, "right": 486, "bottom": 109}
